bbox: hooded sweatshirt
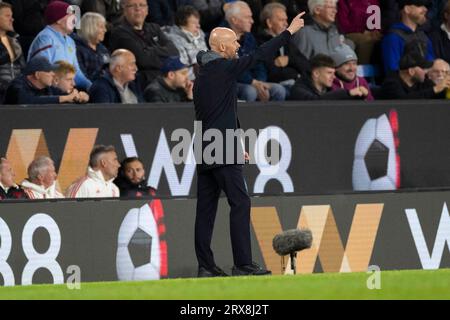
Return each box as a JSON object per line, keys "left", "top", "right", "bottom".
{"left": 65, "top": 167, "right": 119, "bottom": 198}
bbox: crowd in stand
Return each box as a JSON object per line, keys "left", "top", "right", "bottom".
{"left": 1, "top": 0, "right": 450, "bottom": 200}
{"left": 0, "top": 0, "right": 449, "bottom": 105}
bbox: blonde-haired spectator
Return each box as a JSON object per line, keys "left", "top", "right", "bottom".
{"left": 53, "top": 60, "right": 90, "bottom": 103}
{"left": 72, "top": 12, "right": 110, "bottom": 81}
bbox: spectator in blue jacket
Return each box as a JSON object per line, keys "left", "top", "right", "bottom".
{"left": 381, "top": 0, "right": 435, "bottom": 74}
{"left": 226, "top": 1, "right": 286, "bottom": 101}
{"left": 3, "top": 56, "right": 80, "bottom": 104}
{"left": 89, "top": 49, "right": 144, "bottom": 104}
{"left": 27, "top": 1, "right": 92, "bottom": 90}
{"left": 72, "top": 12, "right": 110, "bottom": 82}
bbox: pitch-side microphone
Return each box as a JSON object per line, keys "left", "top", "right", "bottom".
{"left": 272, "top": 229, "right": 313, "bottom": 274}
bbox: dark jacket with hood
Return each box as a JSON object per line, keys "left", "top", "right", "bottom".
{"left": 193, "top": 30, "right": 293, "bottom": 172}
{"left": 144, "top": 76, "right": 191, "bottom": 103}
{"left": 109, "top": 19, "right": 179, "bottom": 90}
{"left": 89, "top": 72, "right": 144, "bottom": 104}
{"left": 380, "top": 73, "right": 445, "bottom": 99}
{"left": 113, "top": 176, "right": 157, "bottom": 198}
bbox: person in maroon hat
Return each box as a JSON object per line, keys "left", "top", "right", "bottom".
{"left": 27, "top": 0, "right": 92, "bottom": 91}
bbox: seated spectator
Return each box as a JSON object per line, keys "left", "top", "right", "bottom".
{"left": 4, "top": 56, "right": 79, "bottom": 104}
{"left": 72, "top": 12, "right": 110, "bottom": 82}
{"left": 144, "top": 56, "right": 193, "bottom": 102}
{"left": 257, "top": 2, "right": 301, "bottom": 86}
{"left": 191, "top": 0, "right": 226, "bottom": 32}
{"left": 336, "top": 0, "right": 382, "bottom": 64}
{"left": 21, "top": 156, "right": 64, "bottom": 199}
{"left": 291, "top": 0, "right": 354, "bottom": 60}
{"left": 0, "top": 2, "right": 25, "bottom": 103}
{"left": 428, "top": 58, "right": 450, "bottom": 85}
{"left": 429, "top": 0, "right": 450, "bottom": 64}
{"left": 289, "top": 54, "right": 369, "bottom": 100}
{"left": 330, "top": 45, "right": 374, "bottom": 101}
{"left": 113, "top": 157, "right": 157, "bottom": 198}
{"left": 109, "top": 0, "right": 179, "bottom": 90}
{"left": 89, "top": 49, "right": 144, "bottom": 104}
{"left": 27, "top": 1, "right": 92, "bottom": 90}
{"left": 381, "top": 0, "right": 434, "bottom": 74}
{"left": 0, "top": 157, "right": 28, "bottom": 200}
{"left": 4, "top": 0, "right": 50, "bottom": 58}
{"left": 163, "top": 6, "right": 208, "bottom": 80}
{"left": 53, "top": 60, "right": 90, "bottom": 103}
{"left": 381, "top": 51, "right": 450, "bottom": 99}
{"left": 226, "top": 1, "right": 286, "bottom": 101}
{"left": 66, "top": 145, "right": 120, "bottom": 198}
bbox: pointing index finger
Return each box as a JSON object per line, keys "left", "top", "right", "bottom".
{"left": 297, "top": 11, "right": 306, "bottom": 18}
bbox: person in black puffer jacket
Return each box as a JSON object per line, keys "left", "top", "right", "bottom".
{"left": 0, "top": 2, "right": 26, "bottom": 103}
{"left": 114, "top": 157, "right": 157, "bottom": 198}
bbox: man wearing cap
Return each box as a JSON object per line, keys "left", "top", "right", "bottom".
{"left": 144, "top": 56, "right": 193, "bottom": 103}
{"left": 27, "top": 0, "right": 92, "bottom": 91}
{"left": 381, "top": 50, "right": 450, "bottom": 99}
{"left": 382, "top": 0, "right": 435, "bottom": 74}
{"left": 330, "top": 45, "right": 374, "bottom": 101}
{"left": 89, "top": 49, "right": 144, "bottom": 104}
{"left": 3, "top": 56, "right": 81, "bottom": 104}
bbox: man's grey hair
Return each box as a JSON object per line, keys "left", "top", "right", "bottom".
{"left": 308, "top": 0, "right": 337, "bottom": 15}
{"left": 260, "top": 2, "right": 287, "bottom": 27}
{"left": 28, "top": 156, "right": 54, "bottom": 181}
{"left": 225, "top": 1, "right": 250, "bottom": 22}
{"left": 89, "top": 145, "right": 116, "bottom": 168}
{"left": 109, "top": 49, "right": 133, "bottom": 71}
{"left": 79, "top": 12, "right": 106, "bottom": 44}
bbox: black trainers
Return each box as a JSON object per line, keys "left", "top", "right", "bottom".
{"left": 198, "top": 265, "right": 229, "bottom": 278}
{"left": 232, "top": 262, "right": 272, "bottom": 276}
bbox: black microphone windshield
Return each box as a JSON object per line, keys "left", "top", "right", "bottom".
{"left": 272, "top": 229, "right": 313, "bottom": 256}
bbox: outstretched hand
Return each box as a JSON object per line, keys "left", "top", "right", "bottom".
{"left": 286, "top": 12, "right": 306, "bottom": 35}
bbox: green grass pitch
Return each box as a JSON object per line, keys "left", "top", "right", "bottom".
{"left": 0, "top": 269, "right": 449, "bottom": 300}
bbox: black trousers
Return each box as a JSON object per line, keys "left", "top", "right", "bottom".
{"left": 195, "top": 165, "right": 252, "bottom": 268}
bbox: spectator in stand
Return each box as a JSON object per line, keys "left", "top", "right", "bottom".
{"left": 289, "top": 53, "right": 369, "bottom": 100}
{"left": 257, "top": 2, "right": 301, "bottom": 88}
{"left": 109, "top": 0, "right": 179, "bottom": 91}
{"left": 4, "top": 56, "right": 79, "bottom": 104}
{"left": 66, "top": 145, "right": 120, "bottom": 198}
{"left": 0, "top": 2, "right": 25, "bottom": 103}
{"left": 72, "top": 12, "right": 110, "bottom": 82}
{"left": 330, "top": 45, "right": 374, "bottom": 101}
{"left": 21, "top": 156, "right": 64, "bottom": 199}
{"left": 291, "top": 0, "right": 354, "bottom": 60}
{"left": 429, "top": 0, "right": 450, "bottom": 64}
{"left": 427, "top": 58, "right": 450, "bottom": 85}
{"left": 89, "top": 49, "right": 144, "bottom": 103}
{"left": 226, "top": 1, "right": 286, "bottom": 101}
{"left": 336, "top": 0, "right": 382, "bottom": 64}
{"left": 3, "top": 0, "right": 50, "bottom": 58}
{"left": 0, "top": 158, "right": 28, "bottom": 200}
{"left": 144, "top": 56, "right": 193, "bottom": 102}
{"left": 191, "top": 0, "right": 226, "bottom": 33}
{"left": 381, "top": 0, "right": 434, "bottom": 74}
{"left": 27, "top": 1, "right": 92, "bottom": 90}
{"left": 80, "top": 0, "right": 123, "bottom": 26}
{"left": 146, "top": 0, "right": 192, "bottom": 26}
{"left": 163, "top": 6, "right": 208, "bottom": 80}
{"left": 113, "top": 157, "right": 157, "bottom": 198}
{"left": 381, "top": 50, "right": 450, "bottom": 99}
{"left": 53, "top": 60, "right": 90, "bottom": 103}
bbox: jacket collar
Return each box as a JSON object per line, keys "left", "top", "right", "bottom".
{"left": 87, "top": 167, "right": 115, "bottom": 184}
{"left": 441, "top": 23, "right": 450, "bottom": 40}
{"left": 197, "top": 50, "right": 223, "bottom": 66}
{"left": 21, "top": 179, "right": 56, "bottom": 196}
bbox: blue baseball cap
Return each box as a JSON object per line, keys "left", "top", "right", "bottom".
{"left": 160, "top": 56, "right": 187, "bottom": 74}
{"left": 24, "top": 57, "right": 58, "bottom": 75}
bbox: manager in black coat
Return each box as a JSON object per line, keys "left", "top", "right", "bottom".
{"left": 193, "top": 12, "right": 306, "bottom": 277}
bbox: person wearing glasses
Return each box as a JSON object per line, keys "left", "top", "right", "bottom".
{"left": 109, "top": 0, "right": 179, "bottom": 91}
{"left": 427, "top": 58, "right": 450, "bottom": 85}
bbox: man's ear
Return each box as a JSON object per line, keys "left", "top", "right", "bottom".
{"left": 219, "top": 42, "right": 226, "bottom": 53}
{"left": 266, "top": 18, "right": 272, "bottom": 30}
